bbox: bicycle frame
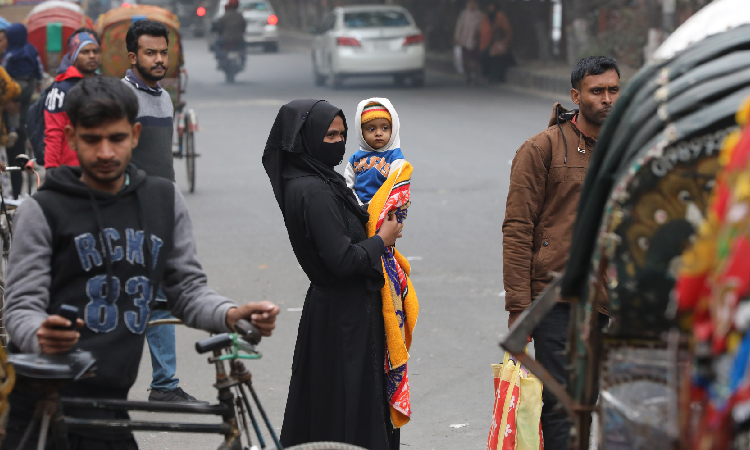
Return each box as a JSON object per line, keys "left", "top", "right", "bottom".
{"left": 19, "top": 330, "right": 283, "bottom": 450}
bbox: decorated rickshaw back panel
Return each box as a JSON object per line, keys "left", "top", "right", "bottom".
{"left": 97, "top": 6, "right": 182, "bottom": 104}
{"left": 25, "top": 2, "right": 94, "bottom": 75}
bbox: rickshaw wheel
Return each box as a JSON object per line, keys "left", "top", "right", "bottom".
{"left": 185, "top": 115, "right": 196, "bottom": 193}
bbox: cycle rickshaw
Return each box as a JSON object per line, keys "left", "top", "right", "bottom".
{"left": 97, "top": 5, "right": 199, "bottom": 193}
{"left": 26, "top": 0, "right": 95, "bottom": 75}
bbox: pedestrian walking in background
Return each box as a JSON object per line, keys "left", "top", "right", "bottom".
{"left": 2, "top": 23, "right": 43, "bottom": 198}
{"left": 43, "top": 30, "right": 101, "bottom": 171}
{"left": 0, "top": 62, "right": 20, "bottom": 197}
{"left": 122, "top": 19, "right": 204, "bottom": 404}
{"left": 454, "top": 0, "right": 482, "bottom": 83}
{"left": 479, "top": 2, "right": 513, "bottom": 83}
{"left": 502, "top": 56, "right": 621, "bottom": 449}
{"left": 0, "top": 27, "right": 8, "bottom": 59}
{"left": 263, "top": 99, "right": 404, "bottom": 450}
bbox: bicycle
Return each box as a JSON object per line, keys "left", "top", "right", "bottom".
{"left": 173, "top": 100, "right": 199, "bottom": 194}
{"left": 6, "top": 316, "right": 364, "bottom": 450}
{"left": 0, "top": 155, "right": 39, "bottom": 347}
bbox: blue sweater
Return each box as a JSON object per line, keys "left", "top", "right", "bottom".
{"left": 347, "top": 147, "right": 405, "bottom": 203}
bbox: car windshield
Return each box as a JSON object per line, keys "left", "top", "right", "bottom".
{"left": 343, "top": 10, "right": 410, "bottom": 28}
{"left": 239, "top": 0, "right": 268, "bottom": 11}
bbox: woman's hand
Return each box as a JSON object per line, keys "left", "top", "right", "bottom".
{"left": 377, "top": 213, "right": 403, "bottom": 247}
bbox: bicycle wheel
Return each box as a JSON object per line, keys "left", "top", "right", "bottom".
{"left": 0, "top": 214, "right": 11, "bottom": 347}
{"left": 185, "top": 116, "right": 196, "bottom": 193}
{"left": 284, "top": 443, "right": 366, "bottom": 450}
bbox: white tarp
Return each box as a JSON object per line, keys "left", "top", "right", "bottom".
{"left": 653, "top": 0, "right": 750, "bottom": 61}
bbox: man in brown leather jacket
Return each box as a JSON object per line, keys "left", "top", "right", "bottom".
{"left": 502, "top": 56, "right": 620, "bottom": 449}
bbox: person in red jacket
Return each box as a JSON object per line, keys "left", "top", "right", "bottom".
{"left": 43, "top": 31, "right": 101, "bottom": 169}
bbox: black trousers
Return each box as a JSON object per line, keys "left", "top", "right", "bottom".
{"left": 531, "top": 302, "right": 607, "bottom": 450}
{"left": 6, "top": 127, "right": 26, "bottom": 198}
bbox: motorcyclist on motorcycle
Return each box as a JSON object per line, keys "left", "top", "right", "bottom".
{"left": 213, "top": 0, "right": 246, "bottom": 63}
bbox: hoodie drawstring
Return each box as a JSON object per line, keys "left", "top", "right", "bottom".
{"left": 556, "top": 105, "right": 569, "bottom": 164}
{"left": 88, "top": 191, "right": 116, "bottom": 304}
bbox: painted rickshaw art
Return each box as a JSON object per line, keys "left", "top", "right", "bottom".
{"left": 97, "top": 5, "right": 198, "bottom": 193}
{"left": 25, "top": 0, "right": 95, "bottom": 76}
{"left": 502, "top": 0, "right": 750, "bottom": 448}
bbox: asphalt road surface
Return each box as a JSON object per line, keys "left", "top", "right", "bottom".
{"left": 128, "top": 35, "right": 574, "bottom": 450}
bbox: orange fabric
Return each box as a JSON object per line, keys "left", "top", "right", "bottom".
{"left": 479, "top": 12, "right": 512, "bottom": 52}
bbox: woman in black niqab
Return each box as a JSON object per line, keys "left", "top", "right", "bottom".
{"left": 263, "top": 100, "right": 401, "bottom": 449}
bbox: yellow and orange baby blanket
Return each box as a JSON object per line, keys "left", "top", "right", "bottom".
{"left": 366, "top": 162, "right": 419, "bottom": 429}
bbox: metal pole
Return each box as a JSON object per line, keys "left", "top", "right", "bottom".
{"left": 237, "top": 384, "right": 266, "bottom": 449}
{"left": 245, "top": 382, "right": 282, "bottom": 450}
{"left": 662, "top": 0, "right": 676, "bottom": 38}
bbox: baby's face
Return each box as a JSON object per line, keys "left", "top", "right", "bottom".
{"left": 362, "top": 118, "right": 392, "bottom": 150}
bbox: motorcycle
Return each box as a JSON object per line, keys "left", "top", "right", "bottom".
{"left": 218, "top": 48, "right": 245, "bottom": 83}
{"left": 210, "top": 24, "right": 246, "bottom": 83}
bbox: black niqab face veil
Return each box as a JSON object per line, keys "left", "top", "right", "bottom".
{"left": 263, "top": 99, "right": 369, "bottom": 222}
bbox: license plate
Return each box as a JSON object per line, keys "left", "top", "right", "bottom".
{"left": 373, "top": 40, "right": 391, "bottom": 50}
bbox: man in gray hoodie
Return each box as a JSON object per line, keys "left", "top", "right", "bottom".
{"left": 3, "top": 76, "right": 279, "bottom": 450}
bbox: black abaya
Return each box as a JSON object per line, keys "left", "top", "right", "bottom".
{"left": 279, "top": 174, "right": 394, "bottom": 449}
{"left": 262, "top": 100, "right": 396, "bottom": 449}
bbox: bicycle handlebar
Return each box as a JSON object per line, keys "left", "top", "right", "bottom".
{"left": 195, "top": 333, "right": 234, "bottom": 354}
{"left": 194, "top": 320, "right": 262, "bottom": 355}
{"left": 234, "top": 319, "right": 261, "bottom": 346}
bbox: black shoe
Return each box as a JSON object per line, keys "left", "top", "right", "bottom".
{"left": 148, "top": 387, "right": 209, "bottom": 404}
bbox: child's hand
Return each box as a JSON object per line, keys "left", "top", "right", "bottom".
{"left": 377, "top": 212, "right": 402, "bottom": 247}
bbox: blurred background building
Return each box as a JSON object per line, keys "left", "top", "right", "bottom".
{"left": 271, "top": 0, "right": 713, "bottom": 68}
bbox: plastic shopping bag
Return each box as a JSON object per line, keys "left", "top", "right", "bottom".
{"left": 453, "top": 45, "right": 464, "bottom": 74}
{"left": 487, "top": 352, "right": 544, "bottom": 450}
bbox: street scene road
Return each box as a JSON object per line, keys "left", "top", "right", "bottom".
{"left": 128, "top": 35, "right": 573, "bottom": 449}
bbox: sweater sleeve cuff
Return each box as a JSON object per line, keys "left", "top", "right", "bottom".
{"left": 212, "top": 302, "right": 237, "bottom": 334}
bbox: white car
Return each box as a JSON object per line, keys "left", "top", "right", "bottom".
{"left": 311, "top": 5, "right": 426, "bottom": 88}
{"left": 213, "top": 0, "right": 279, "bottom": 52}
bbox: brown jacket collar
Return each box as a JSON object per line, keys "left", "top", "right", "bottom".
{"left": 547, "top": 102, "right": 597, "bottom": 163}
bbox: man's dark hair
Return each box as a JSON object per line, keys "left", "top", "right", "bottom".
{"left": 571, "top": 56, "right": 620, "bottom": 90}
{"left": 125, "top": 19, "right": 169, "bottom": 54}
{"left": 69, "top": 27, "right": 101, "bottom": 46}
{"left": 65, "top": 77, "right": 139, "bottom": 128}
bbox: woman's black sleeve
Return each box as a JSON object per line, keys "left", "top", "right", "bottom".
{"left": 304, "top": 189, "right": 384, "bottom": 279}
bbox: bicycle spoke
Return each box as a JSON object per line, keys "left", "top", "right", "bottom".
{"left": 36, "top": 412, "right": 50, "bottom": 450}
{"left": 15, "top": 414, "right": 39, "bottom": 450}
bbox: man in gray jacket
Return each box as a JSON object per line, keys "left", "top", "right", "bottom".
{"left": 3, "top": 76, "right": 279, "bottom": 450}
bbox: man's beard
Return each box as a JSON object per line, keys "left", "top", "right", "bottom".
{"left": 82, "top": 159, "right": 127, "bottom": 184}
{"left": 580, "top": 100, "right": 612, "bottom": 126}
{"left": 79, "top": 64, "right": 98, "bottom": 76}
{"left": 135, "top": 58, "right": 168, "bottom": 82}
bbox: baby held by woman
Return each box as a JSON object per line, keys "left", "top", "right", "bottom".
{"left": 344, "top": 97, "right": 408, "bottom": 208}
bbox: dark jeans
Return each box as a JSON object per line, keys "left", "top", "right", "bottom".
{"left": 531, "top": 302, "right": 608, "bottom": 450}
